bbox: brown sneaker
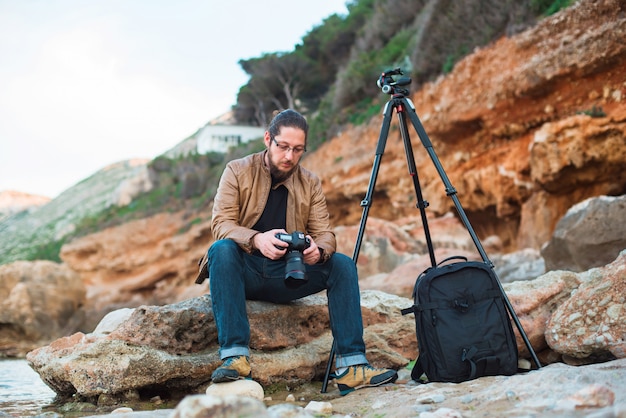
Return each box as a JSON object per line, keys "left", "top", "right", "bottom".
{"left": 211, "top": 356, "right": 252, "bottom": 383}
{"left": 335, "top": 364, "right": 398, "bottom": 395}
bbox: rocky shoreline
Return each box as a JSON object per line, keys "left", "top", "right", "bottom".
{"left": 54, "top": 358, "right": 625, "bottom": 417}
{"left": 21, "top": 247, "right": 626, "bottom": 417}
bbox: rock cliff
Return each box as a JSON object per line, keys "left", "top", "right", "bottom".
{"left": 303, "top": 0, "right": 626, "bottom": 251}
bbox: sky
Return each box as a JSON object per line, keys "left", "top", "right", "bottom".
{"left": 0, "top": 0, "right": 349, "bottom": 199}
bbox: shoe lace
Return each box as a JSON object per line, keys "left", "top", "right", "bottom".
{"left": 358, "top": 364, "right": 380, "bottom": 373}
{"left": 222, "top": 356, "right": 239, "bottom": 367}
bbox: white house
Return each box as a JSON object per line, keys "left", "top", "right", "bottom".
{"left": 196, "top": 123, "right": 265, "bottom": 154}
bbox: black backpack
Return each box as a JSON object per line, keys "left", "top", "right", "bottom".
{"left": 402, "top": 256, "right": 518, "bottom": 383}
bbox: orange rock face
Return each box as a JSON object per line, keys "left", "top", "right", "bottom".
{"left": 304, "top": 0, "right": 626, "bottom": 251}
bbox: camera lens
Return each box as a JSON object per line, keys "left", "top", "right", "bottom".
{"left": 284, "top": 251, "right": 307, "bottom": 288}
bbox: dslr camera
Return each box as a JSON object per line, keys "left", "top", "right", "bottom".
{"left": 275, "top": 231, "right": 311, "bottom": 288}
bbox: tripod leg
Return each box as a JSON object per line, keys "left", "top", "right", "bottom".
{"left": 321, "top": 100, "right": 396, "bottom": 393}
{"left": 400, "top": 96, "right": 542, "bottom": 369}
{"left": 320, "top": 340, "right": 336, "bottom": 393}
{"left": 395, "top": 105, "right": 436, "bottom": 267}
{"left": 352, "top": 100, "right": 395, "bottom": 262}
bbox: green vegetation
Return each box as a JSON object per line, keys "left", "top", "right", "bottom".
{"left": 347, "top": 97, "right": 381, "bottom": 126}
{"left": 29, "top": 239, "right": 65, "bottom": 263}
{"left": 71, "top": 139, "right": 265, "bottom": 239}
{"left": 578, "top": 105, "right": 606, "bottom": 118}
{"left": 232, "top": 0, "right": 575, "bottom": 149}
{"left": 178, "top": 217, "right": 203, "bottom": 235}
{"left": 531, "top": 0, "right": 574, "bottom": 16}
{"left": 442, "top": 45, "right": 470, "bottom": 74}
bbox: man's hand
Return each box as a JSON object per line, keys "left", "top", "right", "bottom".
{"left": 253, "top": 230, "right": 321, "bottom": 264}
{"left": 252, "top": 229, "right": 289, "bottom": 260}
{"left": 302, "top": 235, "right": 321, "bottom": 265}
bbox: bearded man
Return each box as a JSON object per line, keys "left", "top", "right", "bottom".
{"left": 200, "top": 109, "right": 397, "bottom": 395}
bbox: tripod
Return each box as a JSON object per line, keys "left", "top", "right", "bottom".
{"left": 321, "top": 68, "right": 541, "bottom": 393}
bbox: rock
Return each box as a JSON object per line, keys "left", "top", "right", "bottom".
{"left": 59, "top": 210, "right": 210, "bottom": 331}
{"left": 171, "top": 394, "right": 269, "bottom": 418}
{"left": 491, "top": 248, "right": 546, "bottom": 283}
{"left": 206, "top": 380, "right": 265, "bottom": 401}
{"left": 26, "top": 291, "right": 416, "bottom": 399}
{"left": 503, "top": 269, "right": 583, "bottom": 356}
{"left": 109, "top": 165, "right": 153, "bottom": 207}
{"left": 0, "top": 260, "right": 86, "bottom": 357}
{"left": 303, "top": 400, "right": 332, "bottom": 414}
{"left": 419, "top": 408, "right": 463, "bottom": 418}
{"left": 110, "top": 407, "right": 134, "bottom": 414}
{"left": 26, "top": 249, "right": 626, "bottom": 403}
{"left": 334, "top": 217, "right": 427, "bottom": 279}
{"left": 92, "top": 308, "right": 135, "bottom": 335}
{"left": 546, "top": 249, "right": 626, "bottom": 360}
{"left": 358, "top": 248, "right": 482, "bottom": 298}
{"left": 68, "top": 358, "right": 626, "bottom": 418}
{"left": 326, "top": 358, "right": 626, "bottom": 417}
{"left": 267, "top": 404, "right": 319, "bottom": 418}
{"left": 529, "top": 116, "right": 626, "bottom": 199}
{"left": 267, "top": 403, "right": 313, "bottom": 417}
{"left": 562, "top": 384, "right": 615, "bottom": 409}
{"left": 541, "top": 195, "right": 626, "bottom": 272}
{"left": 20, "top": 234, "right": 626, "bottom": 404}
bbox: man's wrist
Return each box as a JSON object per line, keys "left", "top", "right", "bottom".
{"left": 317, "top": 248, "right": 329, "bottom": 264}
{"left": 250, "top": 232, "right": 260, "bottom": 250}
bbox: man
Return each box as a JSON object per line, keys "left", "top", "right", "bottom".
{"left": 202, "top": 109, "right": 397, "bottom": 395}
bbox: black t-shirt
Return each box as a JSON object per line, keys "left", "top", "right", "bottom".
{"left": 252, "top": 184, "right": 288, "bottom": 232}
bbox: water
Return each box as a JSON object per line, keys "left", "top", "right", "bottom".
{"left": 0, "top": 359, "right": 57, "bottom": 417}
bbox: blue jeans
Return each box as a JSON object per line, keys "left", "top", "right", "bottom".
{"left": 208, "top": 239, "right": 367, "bottom": 368}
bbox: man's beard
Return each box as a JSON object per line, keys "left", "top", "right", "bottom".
{"left": 267, "top": 150, "right": 297, "bottom": 183}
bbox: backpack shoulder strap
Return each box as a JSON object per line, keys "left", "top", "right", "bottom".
{"left": 411, "top": 356, "right": 427, "bottom": 383}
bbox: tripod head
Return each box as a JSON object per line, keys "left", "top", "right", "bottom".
{"left": 377, "top": 68, "right": 411, "bottom": 96}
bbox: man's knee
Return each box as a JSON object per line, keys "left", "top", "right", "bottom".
{"left": 209, "top": 239, "right": 240, "bottom": 258}
{"left": 330, "top": 252, "right": 358, "bottom": 275}
{"left": 331, "top": 252, "right": 354, "bottom": 265}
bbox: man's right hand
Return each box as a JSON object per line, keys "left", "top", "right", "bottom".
{"left": 252, "top": 229, "right": 288, "bottom": 260}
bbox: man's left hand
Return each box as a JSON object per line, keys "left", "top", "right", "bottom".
{"left": 303, "top": 235, "right": 321, "bottom": 265}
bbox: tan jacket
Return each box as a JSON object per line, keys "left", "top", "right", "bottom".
{"left": 196, "top": 150, "right": 335, "bottom": 283}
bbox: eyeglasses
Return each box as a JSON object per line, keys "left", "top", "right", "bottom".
{"left": 272, "top": 138, "right": 306, "bottom": 155}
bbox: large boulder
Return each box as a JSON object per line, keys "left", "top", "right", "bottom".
{"left": 541, "top": 194, "right": 626, "bottom": 272}
{"left": 505, "top": 250, "right": 626, "bottom": 362}
{"left": 546, "top": 249, "right": 626, "bottom": 360}
{"left": 491, "top": 248, "right": 546, "bottom": 283}
{"left": 26, "top": 290, "right": 416, "bottom": 400}
{"left": 503, "top": 269, "right": 583, "bottom": 357}
{"left": 0, "top": 260, "right": 86, "bottom": 357}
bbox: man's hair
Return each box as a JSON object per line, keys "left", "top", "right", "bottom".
{"left": 267, "top": 109, "right": 308, "bottom": 142}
